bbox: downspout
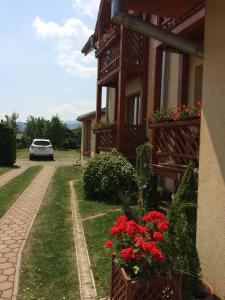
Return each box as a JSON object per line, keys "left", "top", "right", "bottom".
{"left": 111, "top": 0, "right": 204, "bottom": 58}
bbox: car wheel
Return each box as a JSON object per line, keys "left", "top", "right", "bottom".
{"left": 50, "top": 155, "right": 54, "bottom": 161}
{"left": 29, "top": 154, "right": 33, "bottom": 160}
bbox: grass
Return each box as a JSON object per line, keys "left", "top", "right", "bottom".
{"left": 17, "top": 148, "right": 80, "bottom": 162}
{"left": 18, "top": 166, "right": 82, "bottom": 300}
{"left": 0, "top": 166, "right": 42, "bottom": 218}
{"left": 75, "top": 180, "right": 121, "bottom": 219}
{"left": 0, "top": 167, "right": 12, "bottom": 176}
{"left": 75, "top": 180, "right": 121, "bottom": 299}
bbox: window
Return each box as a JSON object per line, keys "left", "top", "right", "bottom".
{"left": 126, "top": 94, "right": 141, "bottom": 125}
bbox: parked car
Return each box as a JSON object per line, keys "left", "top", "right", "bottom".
{"left": 29, "top": 139, "right": 54, "bottom": 160}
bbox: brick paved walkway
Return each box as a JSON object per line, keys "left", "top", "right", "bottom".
{"left": 0, "top": 166, "right": 55, "bottom": 300}
{"left": 0, "top": 167, "right": 28, "bottom": 189}
{"left": 70, "top": 181, "right": 97, "bottom": 300}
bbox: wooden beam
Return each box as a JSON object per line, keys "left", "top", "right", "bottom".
{"left": 150, "top": 46, "right": 163, "bottom": 163}
{"left": 117, "top": 26, "right": 128, "bottom": 154}
{"left": 140, "top": 35, "right": 149, "bottom": 129}
{"left": 123, "top": 0, "right": 202, "bottom": 18}
{"left": 95, "top": 84, "right": 102, "bottom": 154}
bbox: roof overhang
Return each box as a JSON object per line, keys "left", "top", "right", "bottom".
{"left": 122, "top": 0, "right": 203, "bottom": 18}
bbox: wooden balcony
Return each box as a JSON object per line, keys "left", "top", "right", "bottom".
{"left": 94, "top": 124, "right": 145, "bottom": 160}
{"left": 93, "top": 127, "right": 117, "bottom": 152}
{"left": 149, "top": 118, "right": 200, "bottom": 178}
{"left": 96, "top": 29, "right": 145, "bottom": 82}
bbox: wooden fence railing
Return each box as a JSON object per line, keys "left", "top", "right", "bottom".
{"left": 149, "top": 118, "right": 200, "bottom": 166}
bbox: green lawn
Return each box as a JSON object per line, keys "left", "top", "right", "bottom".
{"left": 75, "top": 180, "right": 121, "bottom": 219}
{"left": 18, "top": 166, "right": 82, "bottom": 300}
{"left": 0, "top": 166, "right": 42, "bottom": 218}
{"left": 17, "top": 148, "right": 81, "bottom": 162}
{"left": 0, "top": 167, "right": 12, "bottom": 176}
{"left": 75, "top": 180, "right": 121, "bottom": 299}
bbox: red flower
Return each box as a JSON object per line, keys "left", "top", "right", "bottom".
{"left": 154, "top": 250, "right": 166, "bottom": 263}
{"left": 105, "top": 240, "right": 113, "bottom": 248}
{"left": 125, "top": 220, "right": 139, "bottom": 236}
{"left": 143, "top": 211, "right": 165, "bottom": 223}
{"left": 135, "top": 236, "right": 144, "bottom": 247}
{"left": 153, "top": 232, "right": 164, "bottom": 241}
{"left": 120, "top": 247, "right": 136, "bottom": 260}
{"left": 157, "top": 221, "right": 169, "bottom": 232}
{"left": 176, "top": 107, "right": 181, "bottom": 113}
{"left": 186, "top": 109, "right": 193, "bottom": 114}
{"left": 142, "top": 241, "right": 158, "bottom": 253}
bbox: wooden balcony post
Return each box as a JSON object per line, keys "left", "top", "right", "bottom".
{"left": 117, "top": 25, "right": 128, "bottom": 154}
{"left": 151, "top": 46, "right": 163, "bottom": 163}
{"left": 95, "top": 84, "right": 102, "bottom": 153}
{"left": 140, "top": 35, "right": 150, "bottom": 131}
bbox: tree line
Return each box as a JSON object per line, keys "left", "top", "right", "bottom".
{"left": 2, "top": 113, "right": 81, "bottom": 150}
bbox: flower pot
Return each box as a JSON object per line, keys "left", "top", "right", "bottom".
{"left": 111, "top": 263, "right": 182, "bottom": 300}
{"left": 194, "top": 281, "right": 214, "bottom": 300}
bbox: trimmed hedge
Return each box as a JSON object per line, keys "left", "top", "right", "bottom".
{"left": 0, "top": 123, "right": 16, "bottom": 166}
{"left": 82, "top": 151, "right": 138, "bottom": 203}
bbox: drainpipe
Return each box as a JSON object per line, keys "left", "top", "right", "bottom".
{"left": 111, "top": 0, "right": 203, "bottom": 58}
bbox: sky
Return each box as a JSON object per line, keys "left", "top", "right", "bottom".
{"left": 0, "top": 0, "right": 101, "bottom": 122}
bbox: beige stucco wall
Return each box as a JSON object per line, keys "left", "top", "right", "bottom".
{"left": 188, "top": 55, "right": 203, "bottom": 104}
{"left": 125, "top": 76, "right": 141, "bottom": 96}
{"left": 166, "top": 53, "right": 179, "bottom": 109}
{"left": 197, "top": 1, "right": 225, "bottom": 298}
{"left": 108, "top": 87, "right": 116, "bottom": 122}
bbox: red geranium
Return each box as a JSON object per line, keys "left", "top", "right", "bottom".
{"left": 105, "top": 211, "right": 170, "bottom": 277}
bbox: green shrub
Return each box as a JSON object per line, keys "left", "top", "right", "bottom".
{"left": 0, "top": 123, "right": 16, "bottom": 166}
{"left": 82, "top": 151, "right": 138, "bottom": 203}
{"left": 167, "top": 161, "right": 202, "bottom": 299}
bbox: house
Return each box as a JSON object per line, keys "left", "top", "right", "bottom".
{"left": 82, "top": 1, "right": 225, "bottom": 298}
{"left": 77, "top": 108, "right": 106, "bottom": 159}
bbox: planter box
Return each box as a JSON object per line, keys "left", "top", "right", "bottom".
{"left": 111, "top": 262, "right": 182, "bottom": 300}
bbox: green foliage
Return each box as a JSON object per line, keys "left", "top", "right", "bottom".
{"left": 24, "top": 115, "right": 67, "bottom": 148}
{"left": 167, "top": 161, "right": 202, "bottom": 298}
{"left": 82, "top": 151, "right": 138, "bottom": 203}
{"left": 142, "top": 172, "right": 159, "bottom": 211}
{"left": 0, "top": 122, "right": 16, "bottom": 166}
{"left": 136, "top": 143, "right": 152, "bottom": 185}
{"left": 4, "top": 112, "right": 19, "bottom": 133}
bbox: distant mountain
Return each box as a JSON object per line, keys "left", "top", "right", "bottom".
{"left": 64, "top": 120, "right": 81, "bottom": 130}
{"left": 16, "top": 120, "right": 81, "bottom": 132}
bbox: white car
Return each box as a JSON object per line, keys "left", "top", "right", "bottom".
{"left": 29, "top": 139, "right": 54, "bottom": 160}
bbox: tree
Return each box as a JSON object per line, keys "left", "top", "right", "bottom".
{"left": 47, "top": 115, "right": 66, "bottom": 149}
{"left": 0, "top": 123, "right": 16, "bottom": 166}
{"left": 167, "top": 161, "right": 202, "bottom": 298}
{"left": 5, "top": 112, "right": 19, "bottom": 133}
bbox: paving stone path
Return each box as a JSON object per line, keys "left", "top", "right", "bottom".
{"left": 0, "top": 167, "right": 28, "bottom": 189}
{"left": 0, "top": 166, "right": 55, "bottom": 300}
{"left": 70, "top": 181, "right": 97, "bottom": 300}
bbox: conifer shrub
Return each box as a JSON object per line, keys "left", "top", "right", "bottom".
{"left": 167, "top": 161, "right": 203, "bottom": 299}
{"left": 82, "top": 151, "right": 138, "bottom": 203}
{"left": 0, "top": 123, "right": 16, "bottom": 166}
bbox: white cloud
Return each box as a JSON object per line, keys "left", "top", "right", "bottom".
{"left": 50, "top": 101, "right": 95, "bottom": 119}
{"left": 32, "top": 16, "right": 96, "bottom": 77}
{"left": 72, "top": 0, "right": 100, "bottom": 19}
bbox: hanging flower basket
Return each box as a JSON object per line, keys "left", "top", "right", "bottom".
{"left": 111, "top": 258, "right": 182, "bottom": 300}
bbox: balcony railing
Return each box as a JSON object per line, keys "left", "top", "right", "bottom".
{"left": 96, "top": 29, "right": 145, "bottom": 80}
{"left": 124, "top": 125, "right": 145, "bottom": 159}
{"left": 94, "top": 124, "right": 145, "bottom": 160}
{"left": 149, "top": 118, "right": 200, "bottom": 167}
{"left": 93, "top": 127, "right": 117, "bottom": 151}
